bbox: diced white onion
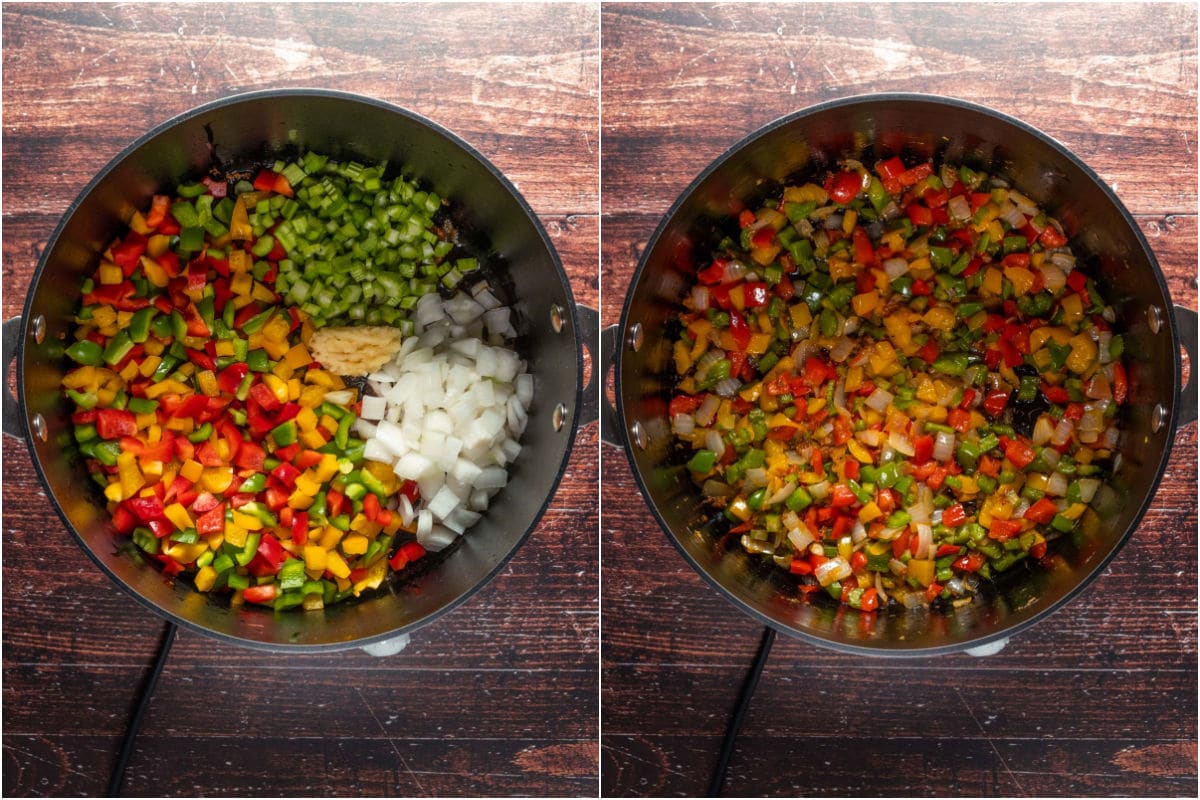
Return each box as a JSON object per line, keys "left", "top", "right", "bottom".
{"left": 1046, "top": 471, "right": 1069, "bottom": 497}
{"left": 705, "top": 430, "right": 726, "bottom": 458}
{"left": 691, "top": 286, "right": 710, "bottom": 311}
{"left": 788, "top": 523, "right": 815, "bottom": 553}
{"left": 914, "top": 523, "right": 933, "bottom": 559}
{"left": 695, "top": 394, "right": 721, "bottom": 427}
{"left": 672, "top": 413, "right": 695, "bottom": 436}
{"left": 883, "top": 257, "right": 910, "bottom": 280}
{"left": 814, "top": 557, "right": 852, "bottom": 587}
{"left": 888, "top": 430, "right": 915, "bottom": 457}
{"left": 1076, "top": 477, "right": 1102, "bottom": 503}
{"left": 357, "top": 289, "right": 529, "bottom": 548}
{"left": 865, "top": 387, "right": 893, "bottom": 413}
{"left": 933, "top": 430, "right": 956, "bottom": 462}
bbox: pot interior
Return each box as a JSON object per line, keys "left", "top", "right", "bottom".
{"left": 618, "top": 95, "right": 1180, "bottom": 654}
{"left": 21, "top": 90, "right": 581, "bottom": 651}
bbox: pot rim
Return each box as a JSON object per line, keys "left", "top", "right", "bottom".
{"left": 18, "top": 88, "right": 583, "bottom": 652}
{"left": 615, "top": 91, "right": 1182, "bottom": 656}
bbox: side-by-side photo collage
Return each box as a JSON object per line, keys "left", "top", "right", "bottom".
{"left": 2, "top": 2, "right": 1196, "bottom": 798}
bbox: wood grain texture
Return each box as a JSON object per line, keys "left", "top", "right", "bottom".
{"left": 600, "top": 3, "right": 1197, "bottom": 797}
{"left": 2, "top": 3, "right": 598, "bottom": 797}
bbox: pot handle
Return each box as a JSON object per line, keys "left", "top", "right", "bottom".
{"left": 1174, "top": 305, "right": 1197, "bottom": 427}
{"left": 359, "top": 633, "right": 411, "bottom": 657}
{"left": 599, "top": 324, "right": 622, "bottom": 448}
{"left": 576, "top": 304, "right": 600, "bottom": 428}
{"left": 2, "top": 316, "right": 25, "bottom": 439}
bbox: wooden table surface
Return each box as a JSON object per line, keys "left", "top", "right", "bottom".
{"left": 2, "top": 4, "right": 598, "bottom": 797}
{"left": 600, "top": 3, "right": 1197, "bottom": 797}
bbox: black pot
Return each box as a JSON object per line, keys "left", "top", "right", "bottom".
{"left": 4, "top": 89, "right": 597, "bottom": 652}
{"left": 607, "top": 94, "right": 1196, "bottom": 656}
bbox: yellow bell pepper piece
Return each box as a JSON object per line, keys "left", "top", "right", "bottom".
{"left": 319, "top": 526, "right": 344, "bottom": 550}
{"left": 858, "top": 501, "right": 883, "bottom": 523}
{"left": 851, "top": 290, "right": 880, "bottom": 318}
{"left": 341, "top": 534, "right": 369, "bottom": 556}
{"left": 104, "top": 481, "right": 125, "bottom": 503}
{"left": 352, "top": 560, "right": 388, "bottom": 596}
{"left": 1060, "top": 293, "right": 1084, "bottom": 327}
{"left": 783, "top": 183, "right": 828, "bottom": 204}
{"left": 164, "top": 502, "right": 193, "bottom": 531}
{"left": 231, "top": 509, "right": 264, "bottom": 531}
{"left": 224, "top": 523, "right": 248, "bottom": 548}
{"left": 922, "top": 305, "right": 956, "bottom": 332}
{"left": 303, "top": 545, "right": 328, "bottom": 572}
{"left": 1066, "top": 333, "right": 1098, "bottom": 374}
{"left": 98, "top": 261, "right": 124, "bottom": 285}
{"left": 1004, "top": 266, "right": 1036, "bottom": 296}
{"left": 194, "top": 565, "right": 218, "bottom": 592}
{"left": 325, "top": 550, "right": 351, "bottom": 579}
{"left": 199, "top": 467, "right": 234, "bottom": 494}
{"left": 230, "top": 197, "right": 252, "bottom": 240}
{"left": 982, "top": 267, "right": 1004, "bottom": 296}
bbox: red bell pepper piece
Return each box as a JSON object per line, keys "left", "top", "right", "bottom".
{"left": 988, "top": 518, "right": 1023, "bottom": 541}
{"left": 275, "top": 402, "right": 301, "bottom": 424}
{"left": 262, "top": 487, "right": 290, "bottom": 512}
{"left": 916, "top": 339, "right": 939, "bottom": 364}
{"left": 829, "top": 170, "right": 862, "bottom": 204}
{"left": 186, "top": 258, "right": 208, "bottom": 294}
{"left": 750, "top": 228, "right": 776, "bottom": 250}
{"left": 1064, "top": 272, "right": 1090, "bottom": 297}
{"left": 906, "top": 203, "right": 933, "bottom": 227}
{"left": 195, "top": 439, "right": 224, "bottom": 468}
{"left": 742, "top": 281, "right": 770, "bottom": 308}
{"left": 111, "top": 232, "right": 148, "bottom": 275}
{"left": 195, "top": 504, "right": 225, "bottom": 536}
{"left": 190, "top": 492, "right": 221, "bottom": 515}
{"left": 185, "top": 347, "right": 217, "bottom": 373}
{"left": 270, "top": 461, "right": 301, "bottom": 488}
{"left": 1043, "top": 385, "right": 1076, "bottom": 408}
{"left": 248, "top": 533, "right": 286, "bottom": 576}
{"left": 952, "top": 552, "right": 986, "bottom": 573}
{"left": 912, "top": 434, "right": 934, "bottom": 465}
{"left": 291, "top": 511, "right": 310, "bottom": 546}
{"left": 293, "top": 447, "right": 322, "bottom": 469}
{"left": 96, "top": 408, "right": 137, "bottom": 439}
{"left": 387, "top": 541, "right": 427, "bottom": 572}
{"left": 181, "top": 302, "right": 210, "bottom": 338}
{"left": 668, "top": 394, "right": 703, "bottom": 418}
{"left": 217, "top": 363, "right": 250, "bottom": 395}
{"left": 942, "top": 504, "right": 967, "bottom": 527}
{"left": 982, "top": 389, "right": 1010, "bottom": 417}
{"left": 697, "top": 258, "right": 729, "bottom": 285}
{"left": 399, "top": 479, "right": 420, "bottom": 504}
{"left": 243, "top": 584, "right": 277, "bottom": 604}
{"left": 852, "top": 227, "right": 876, "bottom": 266}
{"left": 1002, "top": 253, "right": 1031, "bottom": 269}
{"left": 248, "top": 382, "right": 282, "bottom": 413}
{"left": 947, "top": 408, "right": 971, "bottom": 434}
{"left": 727, "top": 310, "right": 751, "bottom": 350}
{"left": 1038, "top": 225, "right": 1068, "bottom": 247}
{"left": 363, "top": 492, "right": 382, "bottom": 522}
{"left": 234, "top": 440, "right": 266, "bottom": 472}
{"left": 1003, "top": 439, "right": 1037, "bottom": 469}
{"left": 1023, "top": 497, "right": 1059, "bottom": 525}
{"left": 126, "top": 495, "right": 166, "bottom": 524}
{"left": 146, "top": 195, "right": 171, "bottom": 229}
{"left": 830, "top": 484, "right": 858, "bottom": 509}
{"left": 252, "top": 169, "right": 279, "bottom": 193}
{"left": 843, "top": 458, "right": 860, "bottom": 481}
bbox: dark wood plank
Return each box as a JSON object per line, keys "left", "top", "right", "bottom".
{"left": 599, "top": 3, "right": 1197, "bottom": 797}
{"left": 2, "top": 4, "right": 598, "bottom": 797}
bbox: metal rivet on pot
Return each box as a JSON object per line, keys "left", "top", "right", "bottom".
{"left": 30, "top": 314, "right": 46, "bottom": 344}
{"left": 1147, "top": 305, "right": 1163, "bottom": 334}
{"left": 627, "top": 323, "right": 643, "bottom": 352}
{"left": 630, "top": 421, "right": 646, "bottom": 449}
{"left": 1151, "top": 403, "right": 1168, "bottom": 433}
{"left": 550, "top": 304, "right": 564, "bottom": 334}
{"left": 552, "top": 402, "right": 567, "bottom": 432}
{"left": 31, "top": 413, "right": 47, "bottom": 442}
